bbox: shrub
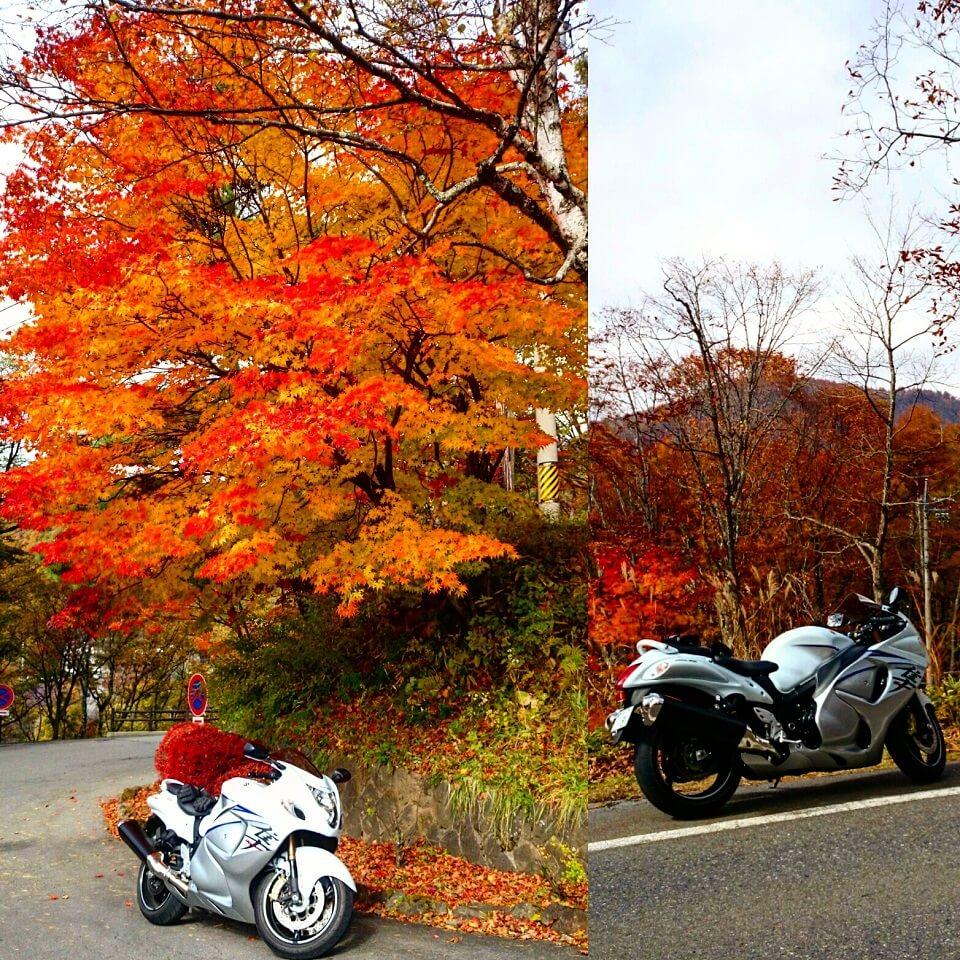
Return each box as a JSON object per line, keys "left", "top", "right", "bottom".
{"left": 213, "top": 516, "right": 588, "bottom": 828}
{"left": 931, "top": 676, "right": 960, "bottom": 731}
{"left": 154, "top": 722, "right": 262, "bottom": 796}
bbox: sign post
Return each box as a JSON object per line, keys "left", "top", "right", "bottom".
{"left": 0, "top": 684, "right": 14, "bottom": 744}
{"left": 187, "top": 673, "right": 207, "bottom": 724}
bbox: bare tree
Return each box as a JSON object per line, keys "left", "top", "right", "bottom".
{"left": 596, "top": 259, "right": 823, "bottom": 648}
{"left": 84, "top": 628, "right": 190, "bottom": 735}
{"left": 805, "top": 208, "right": 949, "bottom": 602}
{"left": 836, "top": 1, "right": 960, "bottom": 193}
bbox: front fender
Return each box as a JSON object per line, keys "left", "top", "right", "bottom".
{"left": 295, "top": 843, "right": 356, "bottom": 894}
{"left": 915, "top": 688, "right": 942, "bottom": 729}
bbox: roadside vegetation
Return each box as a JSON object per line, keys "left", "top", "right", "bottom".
{"left": 215, "top": 517, "right": 588, "bottom": 836}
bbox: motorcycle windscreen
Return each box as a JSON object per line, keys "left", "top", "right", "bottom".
{"left": 830, "top": 593, "right": 884, "bottom": 628}
{"left": 272, "top": 746, "right": 323, "bottom": 777}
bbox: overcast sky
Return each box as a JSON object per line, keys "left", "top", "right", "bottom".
{"left": 590, "top": 0, "right": 960, "bottom": 390}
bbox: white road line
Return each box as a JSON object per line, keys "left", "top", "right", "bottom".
{"left": 588, "top": 784, "right": 960, "bottom": 853}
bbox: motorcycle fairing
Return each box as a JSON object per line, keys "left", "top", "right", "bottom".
{"left": 147, "top": 771, "right": 353, "bottom": 925}
{"left": 619, "top": 650, "right": 775, "bottom": 705}
{"left": 758, "top": 623, "right": 926, "bottom": 774}
{"left": 617, "top": 617, "right": 927, "bottom": 777}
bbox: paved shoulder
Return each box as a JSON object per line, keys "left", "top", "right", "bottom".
{"left": 590, "top": 763, "right": 960, "bottom": 960}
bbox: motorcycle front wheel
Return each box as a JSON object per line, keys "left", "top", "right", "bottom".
{"left": 635, "top": 725, "right": 742, "bottom": 819}
{"left": 253, "top": 870, "right": 353, "bottom": 959}
{"left": 886, "top": 698, "right": 947, "bottom": 784}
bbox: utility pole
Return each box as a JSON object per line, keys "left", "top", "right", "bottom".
{"left": 917, "top": 479, "right": 951, "bottom": 685}
{"left": 535, "top": 406, "right": 560, "bottom": 519}
{"left": 532, "top": 348, "right": 560, "bottom": 519}
{"left": 497, "top": 401, "right": 515, "bottom": 493}
{"left": 919, "top": 479, "right": 932, "bottom": 684}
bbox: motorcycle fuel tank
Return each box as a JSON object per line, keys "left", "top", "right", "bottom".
{"left": 761, "top": 626, "right": 854, "bottom": 693}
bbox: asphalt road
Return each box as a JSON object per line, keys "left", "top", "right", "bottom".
{"left": 0, "top": 735, "right": 565, "bottom": 959}
{"left": 589, "top": 761, "right": 960, "bottom": 960}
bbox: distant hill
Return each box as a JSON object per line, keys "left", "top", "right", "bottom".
{"left": 904, "top": 387, "right": 960, "bottom": 424}
{"left": 596, "top": 381, "right": 960, "bottom": 437}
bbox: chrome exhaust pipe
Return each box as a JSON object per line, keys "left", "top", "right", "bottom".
{"left": 738, "top": 728, "right": 782, "bottom": 759}
{"left": 144, "top": 852, "right": 190, "bottom": 898}
{"left": 117, "top": 819, "right": 189, "bottom": 897}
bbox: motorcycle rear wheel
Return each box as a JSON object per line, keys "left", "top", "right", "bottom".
{"left": 253, "top": 871, "right": 353, "bottom": 959}
{"left": 135, "top": 860, "right": 189, "bottom": 926}
{"left": 886, "top": 698, "right": 946, "bottom": 784}
{"left": 635, "top": 725, "right": 742, "bottom": 819}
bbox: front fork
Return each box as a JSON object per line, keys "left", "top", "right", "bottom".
{"left": 914, "top": 690, "right": 938, "bottom": 743}
{"left": 287, "top": 834, "right": 301, "bottom": 906}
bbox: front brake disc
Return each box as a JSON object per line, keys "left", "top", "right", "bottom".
{"left": 268, "top": 872, "right": 327, "bottom": 932}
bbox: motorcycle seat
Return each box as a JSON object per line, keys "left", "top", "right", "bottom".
{"left": 716, "top": 656, "right": 779, "bottom": 679}
{"left": 166, "top": 781, "right": 218, "bottom": 817}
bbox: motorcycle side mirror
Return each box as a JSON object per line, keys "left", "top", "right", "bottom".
{"left": 329, "top": 767, "right": 351, "bottom": 785}
{"left": 887, "top": 586, "right": 901, "bottom": 612}
{"left": 243, "top": 742, "right": 270, "bottom": 761}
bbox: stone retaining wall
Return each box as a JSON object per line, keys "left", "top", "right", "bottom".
{"left": 336, "top": 760, "right": 584, "bottom": 876}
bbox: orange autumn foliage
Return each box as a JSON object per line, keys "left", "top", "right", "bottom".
{"left": 591, "top": 377, "right": 960, "bottom": 661}
{"left": 0, "top": 8, "right": 586, "bottom": 628}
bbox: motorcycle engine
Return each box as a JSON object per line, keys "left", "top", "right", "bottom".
{"left": 778, "top": 699, "right": 821, "bottom": 749}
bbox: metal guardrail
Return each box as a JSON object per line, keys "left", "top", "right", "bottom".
{"left": 113, "top": 708, "right": 219, "bottom": 730}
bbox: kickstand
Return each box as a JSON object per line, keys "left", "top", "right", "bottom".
{"left": 769, "top": 777, "right": 782, "bottom": 789}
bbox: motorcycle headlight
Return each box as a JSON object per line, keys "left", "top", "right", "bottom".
{"left": 308, "top": 785, "right": 339, "bottom": 828}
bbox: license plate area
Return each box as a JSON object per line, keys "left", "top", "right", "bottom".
{"left": 610, "top": 706, "right": 634, "bottom": 734}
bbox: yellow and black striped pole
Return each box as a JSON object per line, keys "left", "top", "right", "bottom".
{"left": 535, "top": 406, "right": 560, "bottom": 519}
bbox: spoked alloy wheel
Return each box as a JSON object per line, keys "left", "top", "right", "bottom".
{"left": 254, "top": 870, "right": 353, "bottom": 959}
{"left": 635, "top": 725, "right": 741, "bottom": 819}
{"left": 886, "top": 698, "right": 947, "bottom": 784}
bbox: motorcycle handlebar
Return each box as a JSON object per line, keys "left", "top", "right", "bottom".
{"left": 850, "top": 611, "right": 905, "bottom": 643}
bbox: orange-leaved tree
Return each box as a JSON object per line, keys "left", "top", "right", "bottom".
{"left": 0, "top": 0, "right": 588, "bottom": 284}
{"left": 0, "top": 3, "right": 586, "bottom": 631}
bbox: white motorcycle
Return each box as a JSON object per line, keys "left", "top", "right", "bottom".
{"left": 607, "top": 588, "right": 947, "bottom": 818}
{"left": 118, "top": 742, "right": 356, "bottom": 958}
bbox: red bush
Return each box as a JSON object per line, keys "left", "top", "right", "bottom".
{"left": 154, "top": 723, "right": 261, "bottom": 796}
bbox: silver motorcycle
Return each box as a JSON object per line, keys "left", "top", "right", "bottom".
{"left": 117, "top": 742, "right": 356, "bottom": 958}
{"left": 607, "top": 587, "right": 947, "bottom": 818}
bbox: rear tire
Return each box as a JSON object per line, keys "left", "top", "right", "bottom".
{"left": 253, "top": 870, "right": 353, "bottom": 959}
{"left": 135, "top": 860, "right": 188, "bottom": 925}
{"left": 635, "top": 725, "right": 741, "bottom": 819}
{"left": 886, "top": 698, "right": 946, "bottom": 784}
